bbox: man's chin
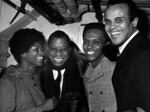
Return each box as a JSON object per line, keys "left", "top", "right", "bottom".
{"left": 37, "top": 62, "right": 42, "bottom": 66}
{"left": 53, "top": 62, "right": 64, "bottom": 67}
{"left": 87, "top": 56, "right": 96, "bottom": 62}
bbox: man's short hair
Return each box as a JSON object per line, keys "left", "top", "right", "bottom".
{"left": 107, "top": 0, "right": 138, "bottom": 21}
{"left": 83, "top": 22, "right": 109, "bottom": 43}
{"left": 48, "top": 30, "right": 71, "bottom": 47}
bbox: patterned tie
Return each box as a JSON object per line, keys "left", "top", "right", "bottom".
{"left": 55, "top": 70, "right": 61, "bottom": 98}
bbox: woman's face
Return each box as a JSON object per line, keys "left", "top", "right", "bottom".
{"left": 22, "top": 42, "right": 44, "bottom": 67}
{"left": 48, "top": 38, "right": 70, "bottom": 67}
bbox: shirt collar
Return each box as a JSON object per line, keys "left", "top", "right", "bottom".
{"left": 119, "top": 30, "right": 139, "bottom": 54}
{"left": 53, "top": 69, "right": 65, "bottom": 80}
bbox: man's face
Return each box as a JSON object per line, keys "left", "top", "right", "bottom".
{"left": 104, "top": 3, "right": 138, "bottom": 46}
{"left": 48, "top": 38, "right": 70, "bottom": 67}
{"left": 83, "top": 29, "right": 104, "bottom": 62}
{"left": 22, "top": 42, "right": 44, "bottom": 67}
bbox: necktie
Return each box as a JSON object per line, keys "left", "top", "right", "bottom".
{"left": 55, "top": 70, "right": 61, "bottom": 98}
{"left": 116, "top": 49, "right": 120, "bottom": 61}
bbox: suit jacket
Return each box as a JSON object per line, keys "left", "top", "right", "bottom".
{"left": 112, "top": 33, "right": 150, "bottom": 112}
{"left": 40, "top": 56, "right": 88, "bottom": 112}
{"left": 83, "top": 56, "right": 117, "bottom": 112}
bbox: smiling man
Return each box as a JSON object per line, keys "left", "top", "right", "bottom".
{"left": 103, "top": 0, "right": 150, "bottom": 111}
{"left": 82, "top": 22, "right": 117, "bottom": 112}
{"left": 41, "top": 30, "right": 88, "bottom": 112}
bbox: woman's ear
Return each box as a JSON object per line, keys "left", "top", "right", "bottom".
{"left": 21, "top": 53, "right": 26, "bottom": 58}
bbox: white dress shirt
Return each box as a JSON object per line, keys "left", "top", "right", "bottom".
{"left": 53, "top": 69, "right": 65, "bottom": 97}
{"left": 119, "top": 30, "right": 139, "bottom": 54}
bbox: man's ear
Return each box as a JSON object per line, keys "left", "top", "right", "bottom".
{"left": 132, "top": 17, "right": 138, "bottom": 27}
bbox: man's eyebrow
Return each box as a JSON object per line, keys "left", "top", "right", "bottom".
{"left": 115, "top": 16, "right": 124, "bottom": 18}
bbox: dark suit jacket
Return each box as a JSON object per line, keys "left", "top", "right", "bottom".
{"left": 112, "top": 33, "right": 150, "bottom": 112}
{"left": 40, "top": 57, "right": 88, "bottom": 112}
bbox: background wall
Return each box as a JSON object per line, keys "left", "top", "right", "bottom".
{"left": 0, "top": 0, "right": 150, "bottom": 67}
{"left": 0, "top": 1, "right": 97, "bottom": 66}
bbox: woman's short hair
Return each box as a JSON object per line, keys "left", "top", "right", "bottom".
{"left": 9, "top": 28, "right": 45, "bottom": 64}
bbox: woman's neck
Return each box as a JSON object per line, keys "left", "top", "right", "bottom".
{"left": 19, "top": 63, "right": 36, "bottom": 76}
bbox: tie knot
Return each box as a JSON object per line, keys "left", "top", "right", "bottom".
{"left": 116, "top": 49, "right": 120, "bottom": 61}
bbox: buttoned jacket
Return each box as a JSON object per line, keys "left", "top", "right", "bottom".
{"left": 83, "top": 56, "right": 116, "bottom": 112}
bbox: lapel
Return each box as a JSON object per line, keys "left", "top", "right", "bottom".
{"left": 84, "top": 59, "right": 104, "bottom": 83}
{"left": 112, "top": 34, "right": 143, "bottom": 91}
{"left": 114, "top": 34, "right": 142, "bottom": 71}
{"left": 41, "top": 62, "right": 58, "bottom": 98}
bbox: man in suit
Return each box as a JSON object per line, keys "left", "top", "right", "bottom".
{"left": 41, "top": 30, "right": 88, "bottom": 112}
{"left": 103, "top": 0, "right": 150, "bottom": 111}
{"left": 82, "top": 22, "right": 117, "bottom": 112}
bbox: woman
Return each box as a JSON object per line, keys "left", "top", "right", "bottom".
{"left": 0, "top": 28, "right": 54, "bottom": 112}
